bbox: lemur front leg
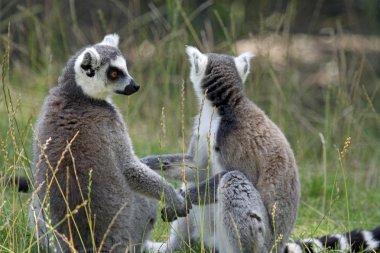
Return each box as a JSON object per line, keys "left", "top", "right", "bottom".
{"left": 162, "top": 172, "right": 227, "bottom": 222}
{"left": 123, "top": 158, "right": 192, "bottom": 219}
{"left": 140, "top": 154, "right": 197, "bottom": 181}
{"left": 141, "top": 135, "right": 206, "bottom": 183}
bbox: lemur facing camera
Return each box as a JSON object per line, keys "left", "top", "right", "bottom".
{"left": 143, "top": 47, "right": 380, "bottom": 253}
{"left": 30, "top": 34, "right": 190, "bottom": 253}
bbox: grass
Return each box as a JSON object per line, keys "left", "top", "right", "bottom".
{"left": 1, "top": 1, "right": 380, "bottom": 252}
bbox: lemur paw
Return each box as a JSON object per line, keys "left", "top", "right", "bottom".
{"left": 161, "top": 189, "right": 192, "bottom": 222}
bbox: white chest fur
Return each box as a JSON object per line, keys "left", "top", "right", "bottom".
{"left": 188, "top": 101, "right": 225, "bottom": 251}
{"left": 195, "top": 101, "right": 223, "bottom": 175}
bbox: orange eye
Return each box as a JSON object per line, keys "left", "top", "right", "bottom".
{"left": 111, "top": 71, "right": 118, "bottom": 79}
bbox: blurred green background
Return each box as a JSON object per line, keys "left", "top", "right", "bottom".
{"left": 1, "top": 0, "right": 379, "bottom": 252}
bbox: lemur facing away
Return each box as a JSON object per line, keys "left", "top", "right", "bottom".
{"left": 145, "top": 46, "right": 300, "bottom": 253}
{"left": 30, "top": 34, "right": 190, "bottom": 253}
{"left": 143, "top": 47, "right": 380, "bottom": 253}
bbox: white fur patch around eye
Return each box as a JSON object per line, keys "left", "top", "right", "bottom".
{"left": 110, "top": 56, "right": 128, "bottom": 74}
{"left": 234, "top": 52, "right": 254, "bottom": 83}
{"left": 99, "top": 33, "right": 120, "bottom": 48}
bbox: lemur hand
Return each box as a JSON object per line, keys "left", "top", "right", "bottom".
{"left": 161, "top": 189, "right": 192, "bottom": 222}
{"left": 140, "top": 154, "right": 195, "bottom": 171}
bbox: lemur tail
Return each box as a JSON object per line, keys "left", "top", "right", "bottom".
{"left": 284, "top": 226, "right": 380, "bottom": 253}
{"left": 1, "top": 175, "right": 30, "bottom": 192}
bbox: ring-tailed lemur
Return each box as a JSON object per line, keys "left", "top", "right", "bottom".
{"left": 30, "top": 34, "right": 190, "bottom": 253}
{"left": 145, "top": 46, "right": 299, "bottom": 253}
{"left": 143, "top": 47, "right": 380, "bottom": 253}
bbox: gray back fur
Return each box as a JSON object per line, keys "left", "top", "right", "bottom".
{"left": 201, "top": 50, "right": 300, "bottom": 252}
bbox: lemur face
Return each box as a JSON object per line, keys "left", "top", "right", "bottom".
{"left": 185, "top": 46, "right": 254, "bottom": 100}
{"left": 74, "top": 34, "right": 139, "bottom": 100}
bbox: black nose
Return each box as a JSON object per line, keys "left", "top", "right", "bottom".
{"left": 123, "top": 79, "right": 140, "bottom": 95}
{"left": 131, "top": 79, "right": 140, "bottom": 91}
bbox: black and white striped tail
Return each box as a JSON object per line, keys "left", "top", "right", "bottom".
{"left": 285, "top": 226, "right": 380, "bottom": 252}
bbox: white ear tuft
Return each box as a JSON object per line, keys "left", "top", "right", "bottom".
{"left": 100, "top": 33, "right": 120, "bottom": 48}
{"left": 237, "top": 52, "right": 255, "bottom": 61}
{"left": 185, "top": 46, "right": 202, "bottom": 59}
{"left": 185, "top": 46, "right": 207, "bottom": 75}
{"left": 234, "top": 52, "right": 255, "bottom": 82}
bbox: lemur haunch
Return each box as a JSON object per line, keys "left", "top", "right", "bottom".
{"left": 30, "top": 34, "right": 190, "bottom": 253}
{"left": 143, "top": 47, "right": 380, "bottom": 253}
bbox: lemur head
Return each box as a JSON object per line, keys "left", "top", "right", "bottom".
{"left": 73, "top": 34, "right": 139, "bottom": 100}
{"left": 185, "top": 46, "right": 254, "bottom": 100}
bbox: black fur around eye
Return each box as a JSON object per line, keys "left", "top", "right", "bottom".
{"left": 107, "top": 67, "right": 125, "bottom": 80}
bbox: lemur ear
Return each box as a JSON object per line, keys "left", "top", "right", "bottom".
{"left": 79, "top": 48, "right": 101, "bottom": 77}
{"left": 234, "top": 52, "right": 255, "bottom": 83}
{"left": 185, "top": 46, "right": 208, "bottom": 75}
{"left": 100, "top": 33, "right": 119, "bottom": 48}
